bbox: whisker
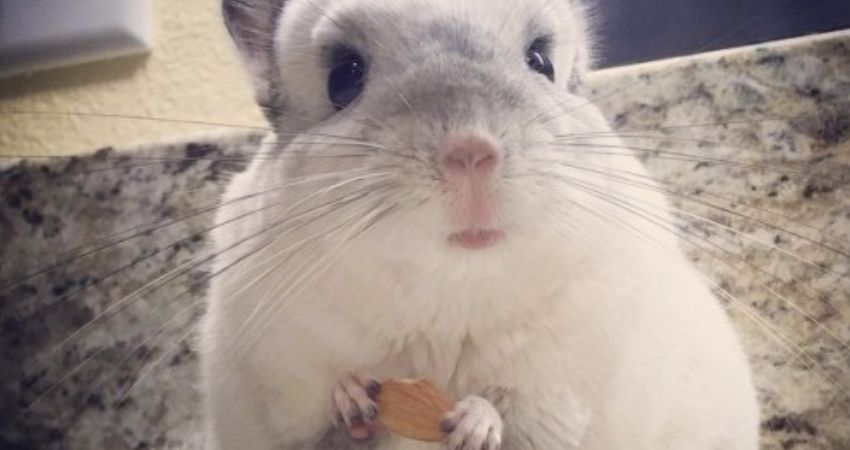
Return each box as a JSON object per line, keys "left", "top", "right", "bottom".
{"left": 7, "top": 178, "right": 392, "bottom": 427}
{"left": 7, "top": 299, "right": 202, "bottom": 430}
{"left": 721, "top": 290, "right": 846, "bottom": 394}
{"left": 540, "top": 169, "right": 848, "bottom": 349}
{"left": 528, "top": 157, "right": 850, "bottom": 263}
{"left": 548, "top": 115, "right": 792, "bottom": 134}
{"left": 8, "top": 241, "right": 248, "bottom": 427}
{"left": 526, "top": 160, "right": 850, "bottom": 329}
{"left": 0, "top": 168, "right": 382, "bottom": 295}
{"left": 538, "top": 155, "right": 837, "bottom": 268}
{"left": 0, "top": 109, "right": 272, "bottom": 131}
{"left": 532, "top": 171, "right": 847, "bottom": 392}
{"left": 543, "top": 141, "right": 809, "bottom": 177}
{"left": 549, "top": 130, "right": 817, "bottom": 163}
{"left": 28, "top": 203, "right": 273, "bottom": 362}
{"left": 88, "top": 187, "right": 385, "bottom": 412}
{"left": 0, "top": 108, "right": 402, "bottom": 148}
{"left": 529, "top": 157, "right": 847, "bottom": 274}
{"left": 48, "top": 150, "right": 385, "bottom": 178}
{"left": 110, "top": 323, "right": 199, "bottom": 411}
{"left": 27, "top": 173, "right": 392, "bottom": 365}
{"left": 183, "top": 179, "right": 393, "bottom": 351}
{"left": 228, "top": 196, "right": 399, "bottom": 371}
{"left": 0, "top": 139, "right": 386, "bottom": 162}
{"left": 225, "top": 187, "right": 393, "bottom": 339}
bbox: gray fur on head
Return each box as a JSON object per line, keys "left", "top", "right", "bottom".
{"left": 222, "top": 0, "right": 597, "bottom": 120}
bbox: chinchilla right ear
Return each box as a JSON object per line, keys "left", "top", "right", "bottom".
{"left": 222, "top": 0, "right": 287, "bottom": 114}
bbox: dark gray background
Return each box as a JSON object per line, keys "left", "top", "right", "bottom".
{"left": 593, "top": 0, "right": 850, "bottom": 68}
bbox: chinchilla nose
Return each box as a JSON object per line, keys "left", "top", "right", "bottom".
{"left": 439, "top": 134, "right": 499, "bottom": 178}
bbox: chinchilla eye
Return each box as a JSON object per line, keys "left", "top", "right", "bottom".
{"left": 327, "top": 46, "right": 367, "bottom": 111}
{"left": 525, "top": 37, "right": 554, "bottom": 82}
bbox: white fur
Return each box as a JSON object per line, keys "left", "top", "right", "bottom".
{"left": 202, "top": 0, "right": 759, "bottom": 449}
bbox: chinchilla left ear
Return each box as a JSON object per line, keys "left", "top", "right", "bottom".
{"left": 222, "top": 0, "right": 288, "bottom": 111}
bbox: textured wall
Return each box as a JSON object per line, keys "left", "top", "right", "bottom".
{"left": 0, "top": 0, "right": 265, "bottom": 157}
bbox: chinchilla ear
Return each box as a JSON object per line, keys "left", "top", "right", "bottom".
{"left": 222, "top": 0, "right": 287, "bottom": 112}
{"left": 564, "top": 0, "right": 596, "bottom": 91}
{"left": 566, "top": 0, "right": 597, "bottom": 91}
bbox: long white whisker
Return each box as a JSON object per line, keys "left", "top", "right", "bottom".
{"left": 531, "top": 171, "right": 847, "bottom": 392}
{"left": 1, "top": 167, "right": 383, "bottom": 295}
{"left": 230, "top": 198, "right": 399, "bottom": 369}
{"left": 538, "top": 169, "right": 849, "bottom": 349}
{"left": 528, "top": 158, "right": 850, "bottom": 263}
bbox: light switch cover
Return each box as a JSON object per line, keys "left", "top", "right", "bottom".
{"left": 0, "top": 0, "right": 153, "bottom": 78}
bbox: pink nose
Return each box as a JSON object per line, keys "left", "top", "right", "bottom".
{"left": 440, "top": 135, "right": 499, "bottom": 176}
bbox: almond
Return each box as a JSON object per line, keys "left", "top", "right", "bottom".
{"left": 376, "top": 379, "right": 453, "bottom": 442}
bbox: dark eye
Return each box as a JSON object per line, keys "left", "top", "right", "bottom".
{"left": 327, "top": 47, "right": 367, "bottom": 111}
{"left": 525, "top": 38, "right": 554, "bottom": 82}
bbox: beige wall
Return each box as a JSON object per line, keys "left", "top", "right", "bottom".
{"left": 0, "top": 0, "right": 265, "bottom": 157}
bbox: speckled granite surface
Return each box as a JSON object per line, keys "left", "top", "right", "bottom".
{"left": 0, "top": 135, "right": 259, "bottom": 450}
{"left": 1, "top": 31, "right": 849, "bottom": 449}
{"left": 586, "top": 31, "right": 850, "bottom": 449}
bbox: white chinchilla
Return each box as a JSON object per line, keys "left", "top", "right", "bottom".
{"left": 200, "top": 0, "right": 759, "bottom": 449}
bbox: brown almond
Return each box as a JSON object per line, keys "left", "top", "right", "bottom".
{"left": 376, "top": 379, "right": 453, "bottom": 442}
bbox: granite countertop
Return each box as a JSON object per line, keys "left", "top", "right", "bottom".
{"left": 587, "top": 31, "right": 850, "bottom": 449}
{"left": 1, "top": 31, "right": 849, "bottom": 449}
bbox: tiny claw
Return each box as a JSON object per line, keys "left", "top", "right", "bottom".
{"left": 332, "top": 373, "right": 382, "bottom": 443}
{"left": 365, "top": 404, "right": 379, "bottom": 420}
{"left": 349, "top": 408, "right": 365, "bottom": 425}
{"left": 440, "top": 418, "right": 456, "bottom": 433}
{"left": 366, "top": 380, "right": 382, "bottom": 398}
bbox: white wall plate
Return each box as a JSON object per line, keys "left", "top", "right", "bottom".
{"left": 0, "top": 0, "right": 153, "bottom": 79}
